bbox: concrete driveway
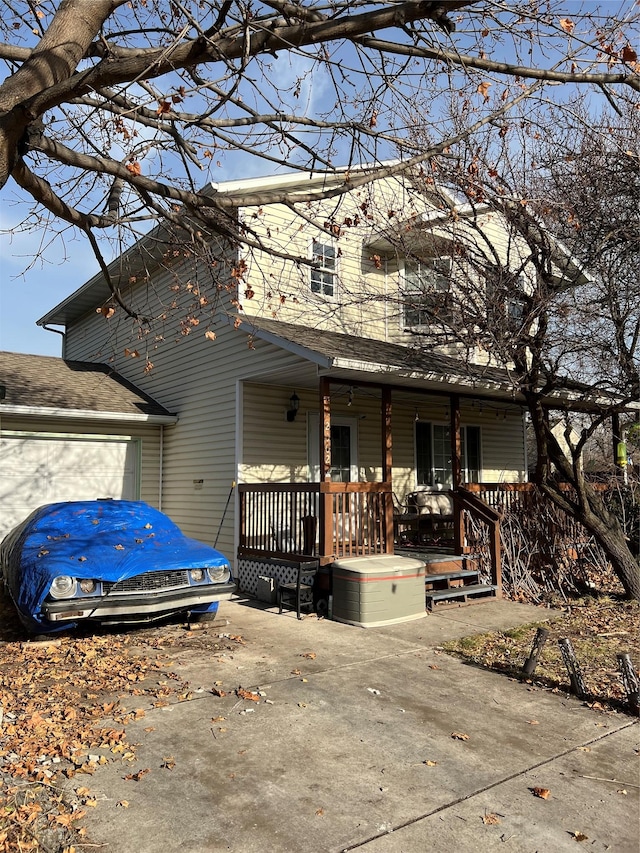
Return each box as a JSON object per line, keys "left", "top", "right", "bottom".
{"left": 79, "top": 599, "right": 639, "bottom": 852}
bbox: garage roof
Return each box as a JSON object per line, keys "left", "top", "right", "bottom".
{"left": 0, "top": 352, "right": 176, "bottom": 424}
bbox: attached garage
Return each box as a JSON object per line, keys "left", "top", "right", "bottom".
{"left": 0, "top": 433, "right": 139, "bottom": 537}
{"left": 0, "top": 352, "right": 176, "bottom": 539}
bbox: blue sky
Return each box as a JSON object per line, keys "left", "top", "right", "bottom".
{"left": 0, "top": 213, "right": 99, "bottom": 356}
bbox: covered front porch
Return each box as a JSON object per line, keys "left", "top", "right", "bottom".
{"left": 236, "top": 375, "right": 509, "bottom": 619}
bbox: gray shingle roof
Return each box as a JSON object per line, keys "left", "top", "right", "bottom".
{"left": 0, "top": 352, "right": 173, "bottom": 418}
{"left": 242, "top": 318, "right": 514, "bottom": 392}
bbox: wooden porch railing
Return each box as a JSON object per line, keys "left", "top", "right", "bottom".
{"left": 454, "top": 486, "right": 503, "bottom": 593}
{"left": 319, "top": 482, "right": 393, "bottom": 561}
{"left": 238, "top": 481, "right": 393, "bottom": 563}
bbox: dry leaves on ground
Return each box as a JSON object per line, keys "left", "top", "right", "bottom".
{"left": 442, "top": 597, "right": 639, "bottom": 714}
{"left": 0, "top": 592, "right": 247, "bottom": 851}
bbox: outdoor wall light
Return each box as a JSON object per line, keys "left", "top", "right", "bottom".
{"left": 287, "top": 391, "right": 300, "bottom": 422}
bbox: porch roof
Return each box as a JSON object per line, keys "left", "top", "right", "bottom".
{"left": 236, "top": 317, "right": 519, "bottom": 401}
{"left": 235, "top": 318, "right": 630, "bottom": 412}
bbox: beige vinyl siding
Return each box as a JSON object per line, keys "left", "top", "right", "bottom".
{"left": 0, "top": 416, "right": 162, "bottom": 506}
{"left": 237, "top": 175, "right": 426, "bottom": 340}
{"left": 64, "top": 293, "right": 316, "bottom": 563}
{"left": 239, "top": 201, "right": 389, "bottom": 339}
{"left": 241, "top": 384, "right": 385, "bottom": 483}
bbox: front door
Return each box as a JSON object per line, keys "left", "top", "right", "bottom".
{"left": 307, "top": 415, "right": 358, "bottom": 482}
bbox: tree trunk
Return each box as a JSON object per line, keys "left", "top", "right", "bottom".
{"left": 0, "top": 0, "right": 117, "bottom": 190}
{"left": 527, "top": 392, "right": 640, "bottom": 602}
{"left": 574, "top": 501, "right": 640, "bottom": 601}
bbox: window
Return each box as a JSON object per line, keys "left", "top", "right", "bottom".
{"left": 402, "top": 257, "right": 452, "bottom": 327}
{"left": 415, "top": 422, "right": 482, "bottom": 486}
{"left": 486, "top": 268, "right": 528, "bottom": 331}
{"left": 310, "top": 240, "right": 336, "bottom": 296}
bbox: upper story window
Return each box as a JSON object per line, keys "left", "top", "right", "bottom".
{"left": 402, "top": 257, "right": 452, "bottom": 328}
{"left": 486, "top": 268, "right": 528, "bottom": 331}
{"left": 310, "top": 240, "right": 336, "bottom": 297}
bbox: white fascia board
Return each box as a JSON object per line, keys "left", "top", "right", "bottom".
{"left": 210, "top": 161, "right": 395, "bottom": 197}
{"left": 0, "top": 404, "right": 177, "bottom": 425}
{"left": 326, "top": 357, "right": 509, "bottom": 394}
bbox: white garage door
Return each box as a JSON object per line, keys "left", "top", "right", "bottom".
{"left": 0, "top": 433, "right": 139, "bottom": 539}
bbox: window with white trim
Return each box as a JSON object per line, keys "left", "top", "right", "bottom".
{"left": 402, "top": 257, "right": 452, "bottom": 327}
{"left": 415, "top": 422, "right": 482, "bottom": 487}
{"left": 310, "top": 240, "right": 336, "bottom": 296}
{"left": 486, "top": 268, "right": 528, "bottom": 330}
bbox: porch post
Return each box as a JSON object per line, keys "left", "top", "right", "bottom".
{"left": 319, "top": 377, "right": 333, "bottom": 559}
{"left": 450, "top": 394, "right": 464, "bottom": 553}
{"left": 382, "top": 386, "right": 394, "bottom": 554}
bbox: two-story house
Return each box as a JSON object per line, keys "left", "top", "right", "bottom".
{"left": 4, "top": 167, "right": 587, "bottom": 618}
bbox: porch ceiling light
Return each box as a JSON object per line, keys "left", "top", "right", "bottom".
{"left": 287, "top": 391, "right": 300, "bottom": 422}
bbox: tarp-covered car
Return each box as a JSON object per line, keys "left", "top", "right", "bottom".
{"left": 0, "top": 500, "right": 236, "bottom": 633}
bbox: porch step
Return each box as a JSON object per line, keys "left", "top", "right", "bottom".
{"left": 426, "top": 583, "right": 498, "bottom": 606}
{"left": 423, "top": 569, "right": 479, "bottom": 584}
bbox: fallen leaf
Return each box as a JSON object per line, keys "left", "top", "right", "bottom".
{"left": 236, "top": 688, "right": 260, "bottom": 702}
{"left": 531, "top": 787, "right": 550, "bottom": 799}
{"left": 428, "top": 664, "right": 441, "bottom": 670}
{"left": 315, "top": 807, "right": 325, "bottom": 816}
{"left": 483, "top": 812, "right": 501, "bottom": 825}
{"left": 161, "top": 757, "right": 176, "bottom": 770}
{"left": 116, "top": 801, "right": 129, "bottom": 808}
{"left": 526, "top": 720, "right": 539, "bottom": 725}
{"left": 423, "top": 760, "right": 438, "bottom": 766}
{"left": 124, "top": 768, "right": 150, "bottom": 782}
{"left": 451, "top": 732, "right": 470, "bottom": 741}
{"left": 569, "top": 830, "right": 588, "bottom": 842}
{"left": 301, "top": 652, "right": 316, "bottom": 660}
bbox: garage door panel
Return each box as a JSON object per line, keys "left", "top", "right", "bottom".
{"left": 0, "top": 435, "right": 139, "bottom": 539}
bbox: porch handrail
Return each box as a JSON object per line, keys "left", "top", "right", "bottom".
{"left": 454, "top": 486, "right": 502, "bottom": 593}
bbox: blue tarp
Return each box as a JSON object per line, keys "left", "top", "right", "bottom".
{"left": 1, "top": 500, "right": 231, "bottom": 631}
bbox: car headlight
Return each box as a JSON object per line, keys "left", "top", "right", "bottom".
{"left": 190, "top": 568, "right": 206, "bottom": 583}
{"left": 207, "top": 566, "right": 231, "bottom": 584}
{"left": 79, "top": 578, "right": 97, "bottom": 594}
{"left": 50, "top": 575, "right": 77, "bottom": 599}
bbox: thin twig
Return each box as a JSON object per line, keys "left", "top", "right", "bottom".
{"left": 577, "top": 774, "right": 640, "bottom": 789}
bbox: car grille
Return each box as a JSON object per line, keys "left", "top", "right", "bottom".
{"left": 102, "top": 570, "right": 191, "bottom": 596}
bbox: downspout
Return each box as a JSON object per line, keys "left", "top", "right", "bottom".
{"left": 41, "top": 324, "right": 66, "bottom": 354}
{"left": 384, "top": 257, "right": 389, "bottom": 341}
